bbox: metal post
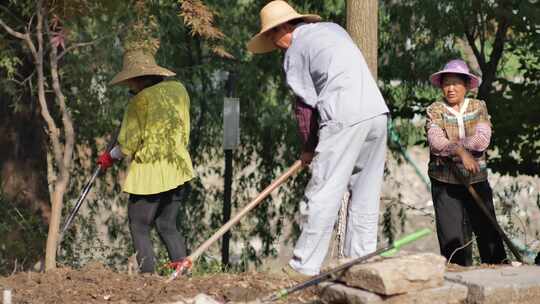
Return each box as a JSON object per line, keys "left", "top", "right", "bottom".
{"left": 222, "top": 72, "right": 238, "bottom": 268}
{"left": 222, "top": 149, "right": 232, "bottom": 267}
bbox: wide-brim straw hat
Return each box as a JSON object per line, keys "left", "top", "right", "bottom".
{"left": 110, "top": 49, "right": 176, "bottom": 85}
{"left": 430, "top": 59, "right": 481, "bottom": 89}
{"left": 247, "top": 0, "right": 321, "bottom": 54}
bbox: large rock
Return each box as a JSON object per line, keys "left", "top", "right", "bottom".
{"left": 319, "top": 281, "right": 467, "bottom": 304}
{"left": 445, "top": 265, "right": 540, "bottom": 304}
{"left": 335, "top": 253, "right": 446, "bottom": 295}
{"left": 165, "top": 293, "right": 221, "bottom": 304}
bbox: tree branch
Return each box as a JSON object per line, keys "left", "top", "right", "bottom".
{"left": 26, "top": 13, "right": 35, "bottom": 36}
{"left": 0, "top": 4, "right": 25, "bottom": 25}
{"left": 56, "top": 25, "right": 125, "bottom": 60}
{"left": 34, "top": 0, "right": 63, "bottom": 171}
{"left": 0, "top": 17, "right": 40, "bottom": 62}
{"left": 477, "top": 8, "right": 511, "bottom": 100}
{"left": 460, "top": 11, "right": 486, "bottom": 70}
{"left": 479, "top": 6, "right": 487, "bottom": 60}
{"left": 57, "top": 41, "right": 96, "bottom": 60}
{"left": 464, "top": 27, "right": 485, "bottom": 69}
{"left": 489, "top": 15, "right": 510, "bottom": 70}
{"left": 8, "top": 70, "right": 35, "bottom": 86}
{"left": 24, "top": 34, "right": 39, "bottom": 61}
{"left": 0, "top": 17, "right": 27, "bottom": 39}
{"left": 45, "top": 16, "right": 75, "bottom": 176}
{"left": 57, "top": 39, "right": 105, "bottom": 61}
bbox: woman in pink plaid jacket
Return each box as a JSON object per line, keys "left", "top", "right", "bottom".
{"left": 425, "top": 59, "right": 507, "bottom": 266}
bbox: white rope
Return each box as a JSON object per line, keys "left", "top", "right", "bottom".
{"left": 3, "top": 289, "right": 12, "bottom": 304}
{"left": 336, "top": 192, "right": 350, "bottom": 259}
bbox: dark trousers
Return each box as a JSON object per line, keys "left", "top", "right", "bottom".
{"left": 128, "top": 185, "right": 187, "bottom": 273}
{"left": 431, "top": 179, "right": 507, "bottom": 266}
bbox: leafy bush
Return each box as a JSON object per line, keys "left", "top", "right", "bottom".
{"left": 0, "top": 193, "right": 47, "bottom": 275}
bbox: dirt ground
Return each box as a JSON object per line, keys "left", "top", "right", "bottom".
{"left": 0, "top": 262, "right": 318, "bottom": 303}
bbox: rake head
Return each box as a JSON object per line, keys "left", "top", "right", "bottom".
{"left": 165, "top": 258, "right": 193, "bottom": 282}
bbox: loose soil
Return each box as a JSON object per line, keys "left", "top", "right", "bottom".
{"left": 0, "top": 260, "right": 511, "bottom": 303}
{"left": 0, "top": 262, "right": 317, "bottom": 303}
{"left": 445, "top": 263, "right": 508, "bottom": 272}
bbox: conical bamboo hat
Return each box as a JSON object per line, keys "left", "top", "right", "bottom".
{"left": 247, "top": 0, "right": 321, "bottom": 54}
{"left": 110, "top": 49, "right": 175, "bottom": 85}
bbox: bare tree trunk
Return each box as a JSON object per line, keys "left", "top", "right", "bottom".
{"left": 33, "top": 0, "right": 66, "bottom": 271}
{"left": 335, "top": 0, "right": 379, "bottom": 258}
{"left": 44, "top": 17, "right": 75, "bottom": 270}
{"left": 346, "top": 0, "right": 378, "bottom": 80}
{"left": 1, "top": 0, "right": 76, "bottom": 271}
{"left": 44, "top": 4, "right": 75, "bottom": 269}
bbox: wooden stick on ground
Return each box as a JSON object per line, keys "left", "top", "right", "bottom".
{"left": 187, "top": 160, "right": 303, "bottom": 268}
{"left": 450, "top": 165, "right": 523, "bottom": 262}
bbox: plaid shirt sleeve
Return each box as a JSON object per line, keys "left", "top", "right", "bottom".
{"left": 477, "top": 100, "right": 491, "bottom": 124}
{"left": 463, "top": 100, "right": 491, "bottom": 152}
{"left": 426, "top": 103, "right": 459, "bottom": 156}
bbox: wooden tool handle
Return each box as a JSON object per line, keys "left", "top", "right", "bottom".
{"left": 465, "top": 184, "right": 523, "bottom": 262}
{"left": 188, "top": 160, "right": 303, "bottom": 261}
{"left": 450, "top": 164, "right": 523, "bottom": 262}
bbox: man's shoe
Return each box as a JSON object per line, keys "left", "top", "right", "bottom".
{"left": 281, "top": 264, "right": 311, "bottom": 281}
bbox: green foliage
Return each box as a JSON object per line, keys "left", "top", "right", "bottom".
{"left": 492, "top": 180, "right": 540, "bottom": 264}
{"left": 488, "top": 25, "right": 540, "bottom": 175}
{"left": 190, "top": 255, "right": 241, "bottom": 276}
{"left": 0, "top": 191, "right": 47, "bottom": 275}
{"left": 0, "top": 56, "right": 21, "bottom": 79}
{"left": 123, "top": 1, "right": 160, "bottom": 54}
{"left": 495, "top": 182, "right": 533, "bottom": 240}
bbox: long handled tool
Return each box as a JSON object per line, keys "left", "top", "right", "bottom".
{"left": 57, "top": 127, "right": 120, "bottom": 249}
{"left": 167, "top": 160, "right": 303, "bottom": 281}
{"left": 450, "top": 165, "right": 523, "bottom": 262}
{"left": 263, "top": 228, "right": 432, "bottom": 302}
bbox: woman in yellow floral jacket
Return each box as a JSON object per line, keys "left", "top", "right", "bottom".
{"left": 98, "top": 48, "right": 194, "bottom": 273}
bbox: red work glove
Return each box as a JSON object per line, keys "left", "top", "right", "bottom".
{"left": 97, "top": 151, "right": 115, "bottom": 170}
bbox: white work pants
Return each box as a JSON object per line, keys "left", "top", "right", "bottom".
{"left": 289, "top": 114, "right": 387, "bottom": 275}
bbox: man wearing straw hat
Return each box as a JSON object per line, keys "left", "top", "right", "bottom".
{"left": 97, "top": 38, "right": 194, "bottom": 274}
{"left": 248, "top": 1, "right": 389, "bottom": 278}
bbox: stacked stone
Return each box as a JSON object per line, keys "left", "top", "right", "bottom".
{"left": 319, "top": 253, "right": 466, "bottom": 304}
{"left": 319, "top": 253, "right": 540, "bottom": 304}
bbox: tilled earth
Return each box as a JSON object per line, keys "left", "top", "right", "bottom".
{"left": 0, "top": 262, "right": 318, "bottom": 303}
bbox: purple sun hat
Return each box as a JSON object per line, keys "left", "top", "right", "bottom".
{"left": 430, "top": 59, "right": 481, "bottom": 89}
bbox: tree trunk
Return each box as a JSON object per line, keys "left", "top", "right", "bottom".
{"left": 346, "top": 0, "right": 378, "bottom": 80}
{"left": 45, "top": 181, "right": 67, "bottom": 269}
{"left": 43, "top": 5, "right": 76, "bottom": 271}
{"left": 2, "top": 0, "right": 85, "bottom": 271}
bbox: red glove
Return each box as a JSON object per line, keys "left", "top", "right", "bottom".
{"left": 97, "top": 151, "right": 115, "bottom": 170}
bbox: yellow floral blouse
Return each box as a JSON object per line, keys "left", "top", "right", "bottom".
{"left": 118, "top": 80, "right": 194, "bottom": 195}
